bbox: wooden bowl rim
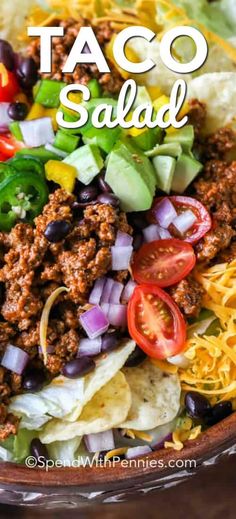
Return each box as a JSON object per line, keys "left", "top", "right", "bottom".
{"left": 0, "top": 413, "right": 235, "bottom": 493}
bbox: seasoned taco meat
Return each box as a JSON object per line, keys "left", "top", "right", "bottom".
{"left": 168, "top": 276, "right": 204, "bottom": 318}
{"left": 28, "top": 17, "right": 124, "bottom": 95}
{"left": 0, "top": 188, "right": 132, "bottom": 436}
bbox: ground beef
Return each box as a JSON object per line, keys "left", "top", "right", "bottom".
{"left": 0, "top": 413, "right": 19, "bottom": 441}
{"left": 188, "top": 99, "right": 207, "bottom": 139}
{"left": 28, "top": 18, "right": 124, "bottom": 95}
{"left": 169, "top": 276, "right": 204, "bottom": 318}
{"left": 0, "top": 188, "right": 132, "bottom": 436}
{"left": 193, "top": 160, "right": 236, "bottom": 263}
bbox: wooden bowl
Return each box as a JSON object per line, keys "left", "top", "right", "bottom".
{"left": 0, "top": 413, "right": 235, "bottom": 506}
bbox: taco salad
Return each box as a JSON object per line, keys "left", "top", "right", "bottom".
{"left": 0, "top": 0, "right": 235, "bottom": 465}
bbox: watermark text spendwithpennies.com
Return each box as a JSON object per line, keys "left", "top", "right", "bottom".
{"left": 25, "top": 455, "right": 197, "bottom": 472}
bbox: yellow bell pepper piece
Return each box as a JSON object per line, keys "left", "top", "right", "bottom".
{"left": 45, "top": 161, "right": 76, "bottom": 193}
{"left": 153, "top": 94, "right": 170, "bottom": 113}
{"left": 60, "top": 91, "right": 83, "bottom": 118}
{"left": 27, "top": 104, "right": 58, "bottom": 131}
{"left": 147, "top": 86, "right": 163, "bottom": 101}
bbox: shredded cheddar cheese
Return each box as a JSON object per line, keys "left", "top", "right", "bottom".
{"left": 39, "top": 286, "right": 69, "bottom": 364}
{"left": 180, "top": 261, "right": 236, "bottom": 404}
{"left": 105, "top": 447, "right": 128, "bottom": 460}
{"left": 122, "top": 429, "right": 153, "bottom": 442}
{"left": 164, "top": 416, "right": 202, "bottom": 451}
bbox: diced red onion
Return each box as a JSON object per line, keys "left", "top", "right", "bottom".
{"left": 100, "top": 302, "right": 110, "bottom": 317}
{"left": 45, "top": 143, "right": 67, "bottom": 158}
{"left": 38, "top": 344, "right": 55, "bottom": 355}
{"left": 154, "top": 198, "right": 177, "bottom": 228}
{"left": 80, "top": 305, "right": 109, "bottom": 339}
{"left": 152, "top": 433, "right": 172, "bottom": 451}
{"left": 77, "top": 337, "right": 102, "bottom": 357}
{"left": 172, "top": 210, "right": 197, "bottom": 235}
{"left": 0, "top": 103, "right": 11, "bottom": 128}
{"left": 125, "top": 445, "right": 152, "bottom": 459}
{"left": 115, "top": 230, "right": 133, "bottom": 247}
{"left": 1, "top": 344, "right": 29, "bottom": 375}
{"left": 143, "top": 224, "right": 160, "bottom": 243}
{"left": 84, "top": 430, "right": 115, "bottom": 453}
{"left": 19, "top": 117, "right": 54, "bottom": 148}
{"left": 156, "top": 225, "right": 172, "bottom": 239}
{"left": 122, "top": 279, "right": 137, "bottom": 302}
{"left": 89, "top": 277, "right": 106, "bottom": 305}
{"left": 109, "top": 281, "right": 124, "bottom": 304}
{"left": 101, "top": 278, "right": 114, "bottom": 303}
{"left": 108, "top": 304, "right": 127, "bottom": 328}
{"left": 168, "top": 353, "right": 189, "bottom": 368}
{"left": 111, "top": 246, "right": 133, "bottom": 271}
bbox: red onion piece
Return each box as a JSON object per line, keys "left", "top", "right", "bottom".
{"left": 154, "top": 198, "right": 177, "bottom": 228}
{"left": 125, "top": 445, "right": 152, "bottom": 459}
{"left": 0, "top": 103, "right": 11, "bottom": 128}
{"left": 89, "top": 277, "right": 106, "bottom": 305}
{"left": 100, "top": 302, "right": 110, "bottom": 317}
{"left": 45, "top": 143, "right": 67, "bottom": 158}
{"left": 19, "top": 117, "right": 54, "bottom": 147}
{"left": 101, "top": 278, "right": 114, "bottom": 303}
{"left": 109, "top": 281, "right": 124, "bottom": 304}
{"left": 152, "top": 433, "right": 172, "bottom": 451}
{"left": 108, "top": 304, "right": 127, "bottom": 328}
{"left": 143, "top": 224, "right": 160, "bottom": 242}
{"left": 80, "top": 305, "right": 109, "bottom": 339}
{"left": 77, "top": 337, "right": 102, "bottom": 357}
{"left": 122, "top": 279, "right": 137, "bottom": 302}
{"left": 115, "top": 230, "right": 133, "bottom": 247}
{"left": 111, "top": 246, "right": 133, "bottom": 270}
{"left": 156, "top": 225, "right": 172, "bottom": 239}
{"left": 38, "top": 344, "right": 55, "bottom": 355}
{"left": 1, "top": 344, "right": 29, "bottom": 375}
{"left": 84, "top": 430, "right": 115, "bottom": 453}
{"left": 172, "top": 209, "right": 197, "bottom": 234}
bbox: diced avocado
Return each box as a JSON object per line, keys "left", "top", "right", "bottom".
{"left": 15, "top": 146, "right": 62, "bottom": 163}
{"left": 35, "top": 79, "right": 66, "bottom": 108}
{"left": 164, "top": 126, "right": 194, "bottom": 155}
{"left": 146, "top": 142, "right": 182, "bottom": 158}
{"left": 105, "top": 141, "right": 156, "bottom": 212}
{"left": 171, "top": 153, "right": 203, "bottom": 193}
{"left": 54, "top": 130, "right": 79, "bottom": 154}
{"left": 83, "top": 126, "right": 121, "bottom": 154}
{"left": 9, "top": 121, "right": 23, "bottom": 141}
{"left": 63, "top": 144, "right": 104, "bottom": 185}
{"left": 131, "top": 127, "right": 163, "bottom": 152}
{"left": 152, "top": 155, "right": 176, "bottom": 194}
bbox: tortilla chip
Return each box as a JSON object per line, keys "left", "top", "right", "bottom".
{"left": 120, "top": 359, "right": 181, "bottom": 430}
{"left": 187, "top": 72, "right": 236, "bottom": 133}
{"left": 40, "top": 371, "right": 131, "bottom": 443}
{"left": 65, "top": 339, "right": 135, "bottom": 421}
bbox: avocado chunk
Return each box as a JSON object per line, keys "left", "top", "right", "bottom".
{"left": 105, "top": 141, "right": 156, "bottom": 212}
{"left": 63, "top": 144, "right": 104, "bottom": 185}
{"left": 146, "top": 142, "right": 182, "bottom": 158}
{"left": 171, "top": 153, "right": 202, "bottom": 193}
{"left": 152, "top": 155, "right": 176, "bottom": 194}
{"left": 164, "top": 126, "right": 194, "bottom": 155}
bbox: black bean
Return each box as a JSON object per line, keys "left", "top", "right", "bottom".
{"left": 205, "top": 401, "right": 232, "bottom": 426}
{"left": 133, "top": 233, "right": 143, "bottom": 251}
{"left": 128, "top": 212, "right": 147, "bottom": 230}
{"left": 23, "top": 369, "right": 46, "bottom": 392}
{"left": 30, "top": 438, "right": 49, "bottom": 462}
{"left": 185, "top": 391, "right": 211, "bottom": 420}
{"left": 44, "top": 220, "right": 71, "bottom": 243}
{"left": 8, "top": 102, "right": 28, "bottom": 121}
{"left": 101, "top": 331, "right": 120, "bottom": 352}
{"left": 16, "top": 57, "right": 38, "bottom": 88}
{"left": 78, "top": 185, "right": 99, "bottom": 203}
{"left": 125, "top": 346, "right": 147, "bottom": 367}
{"left": 97, "top": 173, "right": 112, "bottom": 193}
{"left": 62, "top": 357, "right": 95, "bottom": 378}
{"left": 97, "top": 193, "right": 119, "bottom": 207}
{"left": 0, "top": 40, "right": 14, "bottom": 70}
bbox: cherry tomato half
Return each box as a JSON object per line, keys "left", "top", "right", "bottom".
{"left": 0, "top": 67, "right": 19, "bottom": 102}
{"left": 132, "top": 238, "right": 196, "bottom": 288}
{"left": 149, "top": 196, "right": 212, "bottom": 244}
{"left": 128, "top": 284, "right": 186, "bottom": 359}
{"left": 0, "top": 135, "right": 23, "bottom": 158}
